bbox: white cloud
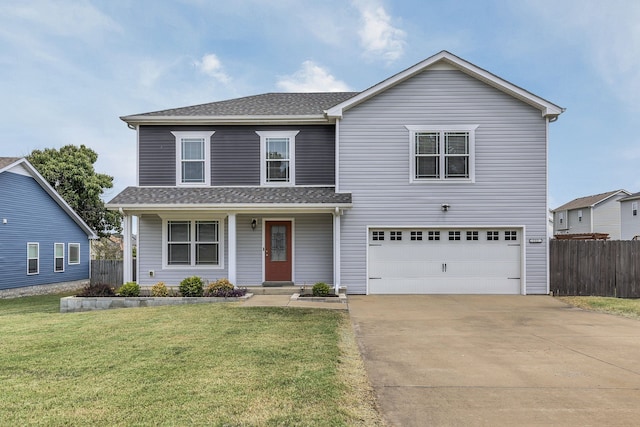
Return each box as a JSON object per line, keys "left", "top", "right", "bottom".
{"left": 352, "top": 0, "right": 406, "bottom": 63}
{"left": 195, "top": 53, "right": 231, "bottom": 84}
{"left": 277, "top": 61, "right": 351, "bottom": 92}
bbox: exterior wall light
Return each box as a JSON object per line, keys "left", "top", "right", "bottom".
{"left": 251, "top": 218, "right": 257, "bottom": 230}
{"left": 441, "top": 204, "right": 450, "bottom": 212}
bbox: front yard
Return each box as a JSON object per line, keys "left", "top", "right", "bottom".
{"left": 0, "top": 294, "right": 383, "bottom": 426}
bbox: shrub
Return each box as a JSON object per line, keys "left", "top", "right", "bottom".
{"left": 151, "top": 282, "right": 169, "bottom": 297}
{"left": 179, "top": 276, "right": 204, "bottom": 297}
{"left": 312, "top": 282, "right": 331, "bottom": 297}
{"left": 204, "top": 278, "right": 234, "bottom": 296}
{"left": 77, "top": 283, "right": 115, "bottom": 297}
{"left": 118, "top": 282, "right": 140, "bottom": 297}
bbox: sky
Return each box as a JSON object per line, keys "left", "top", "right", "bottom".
{"left": 1, "top": 0, "right": 639, "bottom": 210}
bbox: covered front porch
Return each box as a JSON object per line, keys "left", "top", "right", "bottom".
{"left": 108, "top": 186, "right": 351, "bottom": 293}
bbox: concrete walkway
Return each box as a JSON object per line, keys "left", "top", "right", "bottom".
{"left": 239, "top": 294, "right": 348, "bottom": 310}
{"left": 348, "top": 295, "right": 640, "bottom": 426}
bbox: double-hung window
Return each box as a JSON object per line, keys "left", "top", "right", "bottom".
{"left": 54, "top": 243, "right": 64, "bottom": 272}
{"left": 633, "top": 202, "right": 638, "bottom": 217}
{"left": 406, "top": 125, "right": 477, "bottom": 182}
{"left": 172, "top": 131, "right": 214, "bottom": 186}
{"left": 166, "top": 219, "right": 221, "bottom": 267}
{"left": 256, "top": 131, "right": 298, "bottom": 185}
{"left": 27, "top": 243, "right": 39, "bottom": 275}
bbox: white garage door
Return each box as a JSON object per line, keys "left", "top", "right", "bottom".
{"left": 368, "top": 228, "right": 521, "bottom": 294}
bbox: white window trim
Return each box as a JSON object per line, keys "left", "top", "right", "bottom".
{"left": 27, "top": 242, "right": 39, "bottom": 275}
{"left": 172, "top": 131, "right": 214, "bottom": 186}
{"left": 68, "top": 243, "right": 80, "bottom": 265}
{"left": 405, "top": 125, "right": 477, "bottom": 183}
{"left": 632, "top": 202, "right": 638, "bottom": 217}
{"left": 256, "top": 130, "right": 299, "bottom": 186}
{"left": 54, "top": 243, "right": 65, "bottom": 273}
{"left": 161, "top": 215, "right": 224, "bottom": 270}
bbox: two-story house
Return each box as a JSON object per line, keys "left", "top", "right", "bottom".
{"left": 107, "top": 51, "right": 563, "bottom": 295}
{"left": 552, "top": 190, "right": 630, "bottom": 240}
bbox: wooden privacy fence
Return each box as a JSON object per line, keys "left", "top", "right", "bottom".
{"left": 550, "top": 240, "right": 640, "bottom": 297}
{"left": 90, "top": 259, "right": 136, "bottom": 286}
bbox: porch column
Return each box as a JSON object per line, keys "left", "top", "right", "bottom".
{"left": 333, "top": 209, "right": 341, "bottom": 293}
{"left": 122, "top": 214, "right": 133, "bottom": 283}
{"left": 228, "top": 213, "right": 237, "bottom": 285}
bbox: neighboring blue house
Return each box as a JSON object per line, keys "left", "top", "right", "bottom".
{"left": 108, "top": 51, "right": 563, "bottom": 295}
{"left": 0, "top": 157, "right": 97, "bottom": 292}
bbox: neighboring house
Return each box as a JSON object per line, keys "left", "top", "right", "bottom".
{"left": 619, "top": 192, "right": 640, "bottom": 240}
{"left": 0, "top": 157, "right": 97, "bottom": 291}
{"left": 552, "top": 190, "right": 630, "bottom": 240}
{"left": 107, "top": 50, "right": 564, "bottom": 295}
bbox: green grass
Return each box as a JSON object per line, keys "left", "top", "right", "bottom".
{"left": 558, "top": 296, "right": 640, "bottom": 319}
{"left": 0, "top": 294, "right": 382, "bottom": 426}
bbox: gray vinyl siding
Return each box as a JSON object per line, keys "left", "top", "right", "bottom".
{"left": 236, "top": 214, "right": 263, "bottom": 284}
{"left": 338, "top": 69, "right": 550, "bottom": 294}
{"left": 592, "top": 197, "right": 625, "bottom": 239}
{"left": 139, "top": 213, "right": 333, "bottom": 287}
{"left": 559, "top": 208, "right": 591, "bottom": 235}
{"left": 294, "top": 214, "right": 333, "bottom": 285}
{"left": 138, "top": 125, "right": 334, "bottom": 186}
{"left": 620, "top": 200, "right": 640, "bottom": 240}
{"left": 137, "top": 214, "right": 229, "bottom": 286}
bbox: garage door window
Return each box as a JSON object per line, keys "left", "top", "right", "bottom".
{"left": 428, "top": 231, "right": 440, "bottom": 241}
{"left": 411, "top": 231, "right": 423, "bottom": 241}
{"left": 466, "top": 231, "right": 478, "bottom": 241}
{"left": 505, "top": 231, "right": 517, "bottom": 241}
{"left": 372, "top": 231, "right": 384, "bottom": 241}
{"left": 449, "top": 231, "right": 461, "bottom": 241}
{"left": 390, "top": 231, "right": 402, "bottom": 241}
{"left": 487, "top": 231, "right": 499, "bottom": 241}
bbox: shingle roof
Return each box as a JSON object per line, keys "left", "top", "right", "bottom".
{"left": 107, "top": 186, "right": 352, "bottom": 207}
{"left": 553, "top": 190, "right": 629, "bottom": 211}
{"left": 0, "top": 157, "right": 21, "bottom": 169}
{"left": 122, "top": 92, "right": 359, "bottom": 121}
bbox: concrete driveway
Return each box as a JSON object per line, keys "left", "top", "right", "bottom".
{"left": 348, "top": 295, "right": 640, "bottom": 426}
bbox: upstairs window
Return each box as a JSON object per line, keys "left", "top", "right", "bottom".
{"left": 406, "top": 125, "right": 477, "bottom": 182}
{"left": 633, "top": 202, "right": 638, "bottom": 217}
{"left": 172, "top": 131, "right": 213, "bottom": 186}
{"left": 257, "top": 131, "right": 299, "bottom": 185}
{"left": 577, "top": 210, "right": 583, "bottom": 222}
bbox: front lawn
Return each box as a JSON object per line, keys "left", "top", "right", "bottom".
{"left": 0, "top": 294, "right": 382, "bottom": 426}
{"left": 558, "top": 296, "right": 640, "bottom": 319}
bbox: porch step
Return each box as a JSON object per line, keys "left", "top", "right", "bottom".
{"left": 243, "top": 286, "right": 300, "bottom": 295}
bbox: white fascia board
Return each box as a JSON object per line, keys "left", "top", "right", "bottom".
{"left": 107, "top": 203, "right": 352, "bottom": 214}
{"left": 326, "top": 50, "right": 565, "bottom": 119}
{"left": 11, "top": 159, "right": 98, "bottom": 239}
{"left": 591, "top": 189, "right": 632, "bottom": 207}
{"left": 120, "top": 115, "right": 331, "bottom": 126}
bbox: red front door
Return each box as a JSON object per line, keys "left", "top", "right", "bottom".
{"left": 265, "top": 221, "right": 292, "bottom": 281}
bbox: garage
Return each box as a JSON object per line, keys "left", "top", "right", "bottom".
{"left": 368, "top": 227, "right": 522, "bottom": 294}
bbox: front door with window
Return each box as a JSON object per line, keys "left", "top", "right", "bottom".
{"left": 265, "top": 221, "right": 292, "bottom": 281}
